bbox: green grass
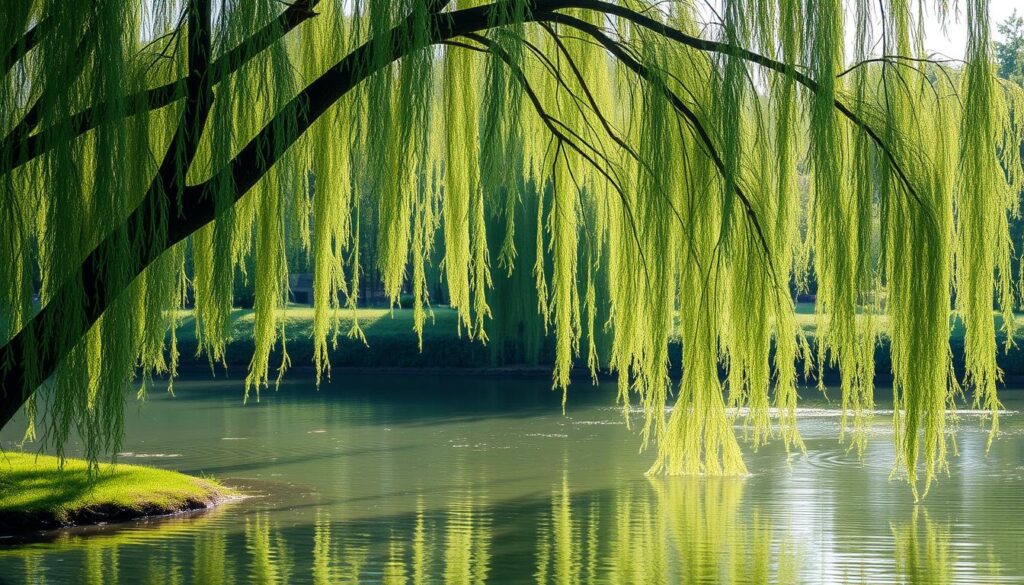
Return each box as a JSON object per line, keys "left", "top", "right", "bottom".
{"left": 168, "top": 302, "right": 1024, "bottom": 376}
{"left": 0, "top": 453, "right": 233, "bottom": 532}
{"left": 174, "top": 305, "right": 461, "bottom": 344}
{"left": 174, "top": 305, "right": 494, "bottom": 369}
{"left": 176, "top": 302, "right": 1007, "bottom": 344}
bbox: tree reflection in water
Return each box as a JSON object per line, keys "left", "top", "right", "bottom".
{"left": 8, "top": 478, "right": 1006, "bottom": 584}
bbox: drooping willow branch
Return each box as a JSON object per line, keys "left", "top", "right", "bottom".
{"left": 1, "top": 16, "right": 51, "bottom": 75}
{"left": 542, "top": 12, "right": 779, "bottom": 284}
{"left": 0, "top": 0, "right": 961, "bottom": 460}
{"left": 451, "top": 33, "right": 650, "bottom": 275}
{"left": 0, "top": 0, "right": 324, "bottom": 175}
{"left": 0, "top": 0, "right": 538, "bottom": 429}
{"left": 1, "top": 22, "right": 97, "bottom": 158}
{"left": 566, "top": 0, "right": 928, "bottom": 208}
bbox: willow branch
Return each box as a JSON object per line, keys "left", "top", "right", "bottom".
{"left": 0, "top": 0, "right": 939, "bottom": 429}
{"left": 546, "top": 12, "right": 775, "bottom": 276}
{"left": 559, "top": 0, "right": 924, "bottom": 206}
{"left": 2, "top": 17, "right": 51, "bottom": 75}
{"left": 0, "top": 0, "right": 525, "bottom": 429}
{"left": 0, "top": 0, "right": 323, "bottom": 175}
{"left": 533, "top": 23, "right": 705, "bottom": 273}
{"left": 530, "top": 25, "right": 644, "bottom": 175}
{"left": 2, "top": 24, "right": 97, "bottom": 153}
{"left": 838, "top": 54, "right": 965, "bottom": 78}
{"left": 454, "top": 33, "right": 650, "bottom": 278}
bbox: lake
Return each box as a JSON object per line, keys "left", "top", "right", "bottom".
{"left": 2, "top": 374, "right": 1023, "bottom": 583}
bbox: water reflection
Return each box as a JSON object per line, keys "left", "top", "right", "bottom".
{"left": 4, "top": 378, "right": 1024, "bottom": 583}
{"left": 892, "top": 509, "right": 951, "bottom": 585}
{"left": 195, "top": 529, "right": 231, "bottom": 584}
{"left": 7, "top": 477, "right": 1002, "bottom": 584}
{"left": 531, "top": 475, "right": 798, "bottom": 584}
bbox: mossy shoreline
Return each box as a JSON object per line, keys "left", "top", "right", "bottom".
{"left": 0, "top": 453, "right": 235, "bottom": 535}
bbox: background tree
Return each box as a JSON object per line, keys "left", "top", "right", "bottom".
{"left": 996, "top": 12, "right": 1024, "bottom": 281}
{"left": 997, "top": 11, "right": 1024, "bottom": 83}
{"left": 1, "top": 0, "right": 1022, "bottom": 497}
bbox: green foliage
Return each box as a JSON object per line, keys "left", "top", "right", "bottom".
{"left": 996, "top": 11, "right": 1024, "bottom": 83}
{"left": 3, "top": 0, "right": 1024, "bottom": 496}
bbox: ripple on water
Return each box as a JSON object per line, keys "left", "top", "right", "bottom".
{"left": 799, "top": 447, "right": 895, "bottom": 473}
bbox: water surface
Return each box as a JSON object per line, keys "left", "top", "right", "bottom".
{"left": 2, "top": 374, "right": 1023, "bottom": 583}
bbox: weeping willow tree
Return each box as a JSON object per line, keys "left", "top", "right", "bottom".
{"left": 2, "top": 0, "right": 1023, "bottom": 497}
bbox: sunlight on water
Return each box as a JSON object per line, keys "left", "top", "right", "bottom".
{"left": 0, "top": 477, "right": 994, "bottom": 584}
{"left": 1, "top": 374, "right": 1023, "bottom": 583}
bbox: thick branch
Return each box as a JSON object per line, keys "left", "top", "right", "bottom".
{"left": 2, "top": 0, "right": 923, "bottom": 207}
{"left": 0, "top": 0, "right": 539, "bottom": 430}
{"left": 2, "top": 24, "right": 96, "bottom": 154}
{"left": 0, "top": 0, "right": 215, "bottom": 429}
{"left": 0, "top": 0, "right": 322, "bottom": 175}
{"left": 2, "top": 17, "right": 51, "bottom": 75}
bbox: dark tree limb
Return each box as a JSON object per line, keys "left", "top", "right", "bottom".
{"left": 2, "top": 17, "right": 52, "bottom": 75}
{"left": 0, "top": 0, "right": 530, "bottom": 430}
{"left": 0, "top": 0, "right": 215, "bottom": 430}
{"left": 0, "top": 0, "right": 323, "bottom": 175}
{"left": 2, "top": 23, "right": 97, "bottom": 157}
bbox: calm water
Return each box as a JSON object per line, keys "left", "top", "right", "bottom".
{"left": 2, "top": 374, "right": 1024, "bottom": 584}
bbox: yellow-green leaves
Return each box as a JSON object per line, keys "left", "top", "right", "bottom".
{"left": 957, "top": 0, "right": 1013, "bottom": 452}
{"left": 7, "top": 1, "right": 1024, "bottom": 495}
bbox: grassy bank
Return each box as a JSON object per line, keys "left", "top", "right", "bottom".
{"left": 171, "top": 304, "right": 1024, "bottom": 378}
{"left": 175, "top": 306, "right": 494, "bottom": 369}
{"left": 0, "top": 453, "right": 233, "bottom": 534}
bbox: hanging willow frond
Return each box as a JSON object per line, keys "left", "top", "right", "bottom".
{"left": 1, "top": 0, "right": 1021, "bottom": 496}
